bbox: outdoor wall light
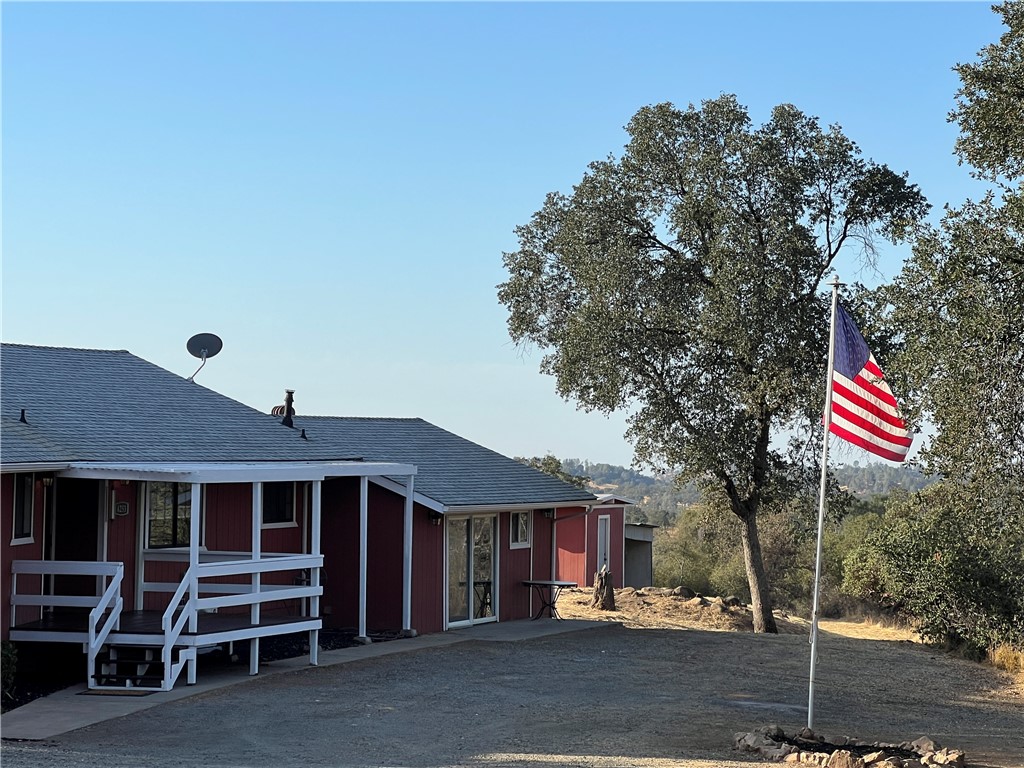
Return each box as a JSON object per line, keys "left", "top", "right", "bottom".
{"left": 428, "top": 510, "right": 444, "bottom": 526}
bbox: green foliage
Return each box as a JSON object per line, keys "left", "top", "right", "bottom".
{"left": 2, "top": 641, "right": 16, "bottom": 702}
{"left": 843, "top": 485, "right": 1024, "bottom": 654}
{"left": 515, "top": 454, "right": 591, "bottom": 489}
{"left": 950, "top": 1, "right": 1024, "bottom": 181}
{"left": 832, "top": 463, "right": 933, "bottom": 497}
{"left": 499, "top": 95, "right": 927, "bottom": 632}
{"left": 854, "top": 6, "right": 1024, "bottom": 658}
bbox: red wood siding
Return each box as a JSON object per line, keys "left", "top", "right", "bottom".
{"left": 411, "top": 500, "right": 443, "bottom": 634}
{"left": 320, "top": 478, "right": 445, "bottom": 635}
{"left": 554, "top": 510, "right": 587, "bottom": 586}
{"left": 2, "top": 474, "right": 45, "bottom": 639}
{"left": 586, "top": 506, "right": 625, "bottom": 587}
{"left": 105, "top": 481, "right": 138, "bottom": 612}
{"left": 555, "top": 506, "right": 625, "bottom": 587}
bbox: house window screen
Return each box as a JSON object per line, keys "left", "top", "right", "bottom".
{"left": 262, "top": 482, "right": 296, "bottom": 526}
{"left": 147, "top": 482, "right": 192, "bottom": 548}
{"left": 12, "top": 473, "right": 33, "bottom": 541}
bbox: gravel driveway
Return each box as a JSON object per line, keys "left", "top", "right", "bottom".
{"left": 2, "top": 624, "right": 1021, "bottom": 768}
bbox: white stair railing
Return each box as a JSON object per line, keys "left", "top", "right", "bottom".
{"left": 9, "top": 560, "right": 125, "bottom": 690}
{"left": 160, "top": 568, "right": 197, "bottom": 691}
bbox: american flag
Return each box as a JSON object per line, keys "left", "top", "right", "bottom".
{"left": 829, "top": 304, "right": 912, "bottom": 463}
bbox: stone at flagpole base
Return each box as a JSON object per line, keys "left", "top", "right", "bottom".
{"left": 733, "top": 725, "right": 965, "bottom": 767}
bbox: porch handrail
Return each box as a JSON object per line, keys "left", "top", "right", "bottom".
{"left": 9, "top": 560, "right": 123, "bottom": 630}
{"left": 161, "top": 566, "right": 196, "bottom": 691}
{"left": 196, "top": 554, "right": 323, "bottom": 579}
{"left": 11, "top": 560, "right": 123, "bottom": 577}
{"left": 193, "top": 554, "right": 323, "bottom": 610}
{"left": 87, "top": 564, "right": 124, "bottom": 688}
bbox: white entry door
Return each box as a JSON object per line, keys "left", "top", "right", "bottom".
{"left": 596, "top": 514, "right": 611, "bottom": 573}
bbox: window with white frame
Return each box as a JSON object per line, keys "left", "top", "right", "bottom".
{"left": 262, "top": 482, "right": 296, "bottom": 527}
{"left": 11, "top": 473, "right": 34, "bottom": 544}
{"left": 146, "top": 482, "right": 193, "bottom": 548}
{"left": 510, "top": 510, "right": 531, "bottom": 548}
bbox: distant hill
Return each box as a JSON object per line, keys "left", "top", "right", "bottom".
{"left": 550, "top": 458, "right": 934, "bottom": 526}
{"left": 832, "top": 462, "right": 934, "bottom": 497}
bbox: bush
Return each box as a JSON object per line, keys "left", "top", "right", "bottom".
{"left": 2, "top": 641, "right": 16, "bottom": 702}
{"left": 843, "top": 484, "right": 1024, "bottom": 655}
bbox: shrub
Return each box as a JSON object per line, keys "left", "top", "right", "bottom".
{"left": 2, "top": 641, "right": 16, "bottom": 702}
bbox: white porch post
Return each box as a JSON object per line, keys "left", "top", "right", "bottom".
{"left": 309, "top": 480, "right": 322, "bottom": 666}
{"left": 188, "top": 483, "right": 201, "bottom": 632}
{"left": 401, "top": 475, "right": 415, "bottom": 636}
{"left": 187, "top": 482, "right": 201, "bottom": 685}
{"left": 250, "top": 482, "right": 262, "bottom": 675}
{"left": 357, "top": 475, "right": 370, "bottom": 644}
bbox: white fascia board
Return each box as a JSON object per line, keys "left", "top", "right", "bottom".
{"left": 369, "top": 476, "right": 445, "bottom": 513}
{"left": 1, "top": 462, "right": 72, "bottom": 474}
{"left": 594, "top": 494, "right": 639, "bottom": 506}
{"left": 446, "top": 500, "right": 594, "bottom": 514}
{"left": 59, "top": 461, "right": 417, "bottom": 485}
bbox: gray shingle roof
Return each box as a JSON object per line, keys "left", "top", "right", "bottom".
{"left": 1, "top": 343, "right": 596, "bottom": 509}
{"left": 0, "top": 343, "right": 354, "bottom": 464}
{"left": 294, "top": 416, "right": 597, "bottom": 508}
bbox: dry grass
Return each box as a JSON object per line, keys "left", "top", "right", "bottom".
{"left": 988, "top": 643, "right": 1024, "bottom": 675}
{"left": 556, "top": 586, "right": 920, "bottom": 643}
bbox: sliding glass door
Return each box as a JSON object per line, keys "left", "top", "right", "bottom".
{"left": 446, "top": 515, "right": 497, "bottom": 627}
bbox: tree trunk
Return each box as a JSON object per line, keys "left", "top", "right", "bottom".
{"left": 739, "top": 510, "right": 778, "bottom": 634}
{"left": 591, "top": 566, "right": 616, "bottom": 610}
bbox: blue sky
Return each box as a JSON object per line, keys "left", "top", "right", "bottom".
{"left": 2, "top": 2, "right": 999, "bottom": 468}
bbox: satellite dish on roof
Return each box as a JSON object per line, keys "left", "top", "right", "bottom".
{"left": 186, "top": 333, "right": 223, "bottom": 382}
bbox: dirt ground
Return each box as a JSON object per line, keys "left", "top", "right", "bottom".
{"left": 2, "top": 589, "right": 1022, "bottom": 768}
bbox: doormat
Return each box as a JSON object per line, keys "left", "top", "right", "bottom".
{"left": 78, "top": 689, "right": 155, "bottom": 697}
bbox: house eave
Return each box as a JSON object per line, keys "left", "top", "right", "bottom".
{"left": 57, "top": 460, "right": 417, "bottom": 484}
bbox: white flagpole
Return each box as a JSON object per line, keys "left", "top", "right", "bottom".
{"left": 808, "top": 275, "right": 842, "bottom": 731}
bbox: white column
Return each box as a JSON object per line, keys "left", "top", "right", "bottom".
{"left": 250, "top": 482, "right": 262, "bottom": 676}
{"left": 402, "top": 475, "right": 415, "bottom": 635}
{"left": 188, "top": 483, "right": 201, "bottom": 633}
{"left": 310, "top": 480, "right": 322, "bottom": 665}
{"left": 186, "top": 482, "right": 201, "bottom": 684}
{"left": 358, "top": 475, "right": 369, "bottom": 643}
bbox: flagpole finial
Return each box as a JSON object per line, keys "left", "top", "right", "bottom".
{"left": 830, "top": 274, "right": 843, "bottom": 288}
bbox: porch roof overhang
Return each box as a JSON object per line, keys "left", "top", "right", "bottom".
{"left": 56, "top": 460, "right": 416, "bottom": 484}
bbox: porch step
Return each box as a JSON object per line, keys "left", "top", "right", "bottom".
{"left": 93, "top": 644, "right": 184, "bottom": 689}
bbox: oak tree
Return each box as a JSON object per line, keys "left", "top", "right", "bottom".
{"left": 499, "top": 96, "right": 927, "bottom": 632}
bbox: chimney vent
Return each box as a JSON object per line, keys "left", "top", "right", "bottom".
{"left": 278, "top": 389, "right": 295, "bottom": 428}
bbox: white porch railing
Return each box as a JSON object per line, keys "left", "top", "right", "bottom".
{"left": 10, "top": 560, "right": 124, "bottom": 689}
{"left": 156, "top": 553, "right": 324, "bottom": 690}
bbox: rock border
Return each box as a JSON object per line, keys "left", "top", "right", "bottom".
{"left": 734, "top": 725, "right": 966, "bottom": 767}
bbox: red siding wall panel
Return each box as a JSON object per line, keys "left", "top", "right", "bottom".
{"left": 2, "top": 474, "right": 45, "bottom": 639}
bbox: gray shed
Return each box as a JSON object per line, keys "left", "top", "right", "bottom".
{"left": 623, "top": 523, "right": 658, "bottom": 588}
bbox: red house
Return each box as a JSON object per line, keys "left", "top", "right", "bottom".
{"left": 1, "top": 343, "right": 602, "bottom": 691}
{"left": 553, "top": 494, "right": 634, "bottom": 587}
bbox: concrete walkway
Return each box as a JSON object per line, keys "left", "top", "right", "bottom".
{"left": 0, "top": 619, "right": 612, "bottom": 741}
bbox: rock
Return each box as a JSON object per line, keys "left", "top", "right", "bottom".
{"left": 686, "top": 596, "right": 708, "bottom": 607}
{"left": 756, "top": 723, "right": 786, "bottom": 741}
{"left": 912, "top": 737, "right": 940, "bottom": 754}
{"left": 862, "top": 751, "right": 886, "bottom": 765}
{"left": 930, "top": 749, "right": 965, "bottom": 767}
{"left": 798, "top": 727, "right": 818, "bottom": 741}
{"left": 783, "top": 753, "right": 802, "bottom": 763}
{"left": 673, "top": 585, "right": 696, "bottom": 598}
{"left": 879, "top": 760, "right": 902, "bottom": 768}
{"left": 711, "top": 595, "right": 725, "bottom": 604}
{"left": 723, "top": 594, "right": 743, "bottom": 606}
{"left": 827, "top": 750, "right": 866, "bottom": 768}
{"left": 833, "top": 736, "right": 849, "bottom": 746}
